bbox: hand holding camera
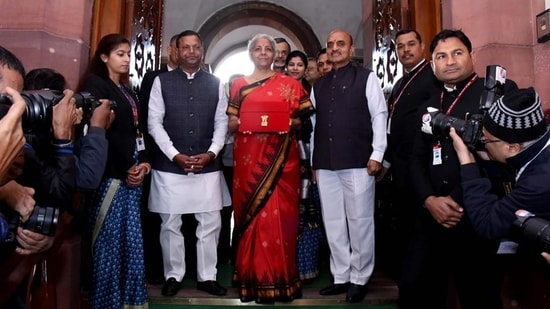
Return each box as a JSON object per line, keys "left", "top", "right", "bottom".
{"left": 0, "top": 180, "right": 35, "bottom": 223}
{"left": 420, "top": 65, "right": 507, "bottom": 151}
{"left": 0, "top": 87, "right": 26, "bottom": 186}
{"left": 52, "top": 89, "right": 78, "bottom": 141}
{"left": 89, "top": 98, "right": 115, "bottom": 130}
{"left": 449, "top": 127, "right": 476, "bottom": 165}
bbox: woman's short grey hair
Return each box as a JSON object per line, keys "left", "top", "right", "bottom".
{"left": 247, "top": 34, "right": 276, "bottom": 57}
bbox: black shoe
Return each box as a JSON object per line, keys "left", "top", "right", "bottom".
{"left": 346, "top": 283, "right": 368, "bottom": 303}
{"left": 319, "top": 282, "right": 350, "bottom": 295}
{"left": 147, "top": 274, "right": 166, "bottom": 285}
{"left": 197, "top": 280, "right": 227, "bottom": 296}
{"left": 255, "top": 297, "right": 275, "bottom": 304}
{"left": 161, "top": 277, "right": 182, "bottom": 296}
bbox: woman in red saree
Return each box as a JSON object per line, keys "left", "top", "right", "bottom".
{"left": 227, "top": 34, "right": 313, "bottom": 303}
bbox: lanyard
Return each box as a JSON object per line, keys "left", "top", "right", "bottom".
{"left": 440, "top": 74, "right": 478, "bottom": 115}
{"left": 119, "top": 84, "right": 140, "bottom": 129}
{"left": 389, "top": 61, "right": 429, "bottom": 119}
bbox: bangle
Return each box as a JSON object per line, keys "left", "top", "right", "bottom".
{"left": 140, "top": 163, "right": 152, "bottom": 174}
{"left": 207, "top": 151, "right": 216, "bottom": 159}
{"left": 51, "top": 139, "right": 74, "bottom": 148}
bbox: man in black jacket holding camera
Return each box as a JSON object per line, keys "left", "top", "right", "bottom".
{"left": 403, "top": 29, "right": 517, "bottom": 309}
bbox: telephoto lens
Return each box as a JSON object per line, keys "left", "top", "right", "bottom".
{"left": 514, "top": 209, "right": 550, "bottom": 253}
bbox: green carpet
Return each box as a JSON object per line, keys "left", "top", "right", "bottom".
{"left": 151, "top": 305, "right": 398, "bottom": 309}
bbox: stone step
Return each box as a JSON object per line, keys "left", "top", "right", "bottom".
{"left": 148, "top": 270, "right": 398, "bottom": 306}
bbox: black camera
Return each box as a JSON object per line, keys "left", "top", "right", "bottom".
{"left": 0, "top": 89, "right": 116, "bottom": 134}
{"left": 0, "top": 205, "right": 59, "bottom": 244}
{"left": 421, "top": 107, "right": 484, "bottom": 148}
{"left": 420, "top": 65, "right": 507, "bottom": 149}
{"left": 513, "top": 209, "right": 550, "bottom": 253}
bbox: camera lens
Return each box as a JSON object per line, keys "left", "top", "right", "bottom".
{"left": 24, "top": 205, "right": 59, "bottom": 236}
{"left": 430, "top": 112, "right": 467, "bottom": 136}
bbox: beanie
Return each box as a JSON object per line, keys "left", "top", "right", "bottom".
{"left": 483, "top": 87, "right": 547, "bottom": 143}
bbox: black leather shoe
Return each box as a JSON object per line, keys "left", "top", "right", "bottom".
{"left": 255, "top": 297, "right": 275, "bottom": 304}
{"left": 319, "top": 282, "right": 350, "bottom": 295}
{"left": 161, "top": 277, "right": 182, "bottom": 296}
{"left": 197, "top": 280, "right": 227, "bottom": 296}
{"left": 346, "top": 283, "right": 368, "bottom": 303}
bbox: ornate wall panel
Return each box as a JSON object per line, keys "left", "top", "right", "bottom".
{"left": 372, "top": 0, "right": 402, "bottom": 96}
{"left": 129, "top": 0, "right": 164, "bottom": 91}
{"left": 372, "top": 0, "right": 441, "bottom": 97}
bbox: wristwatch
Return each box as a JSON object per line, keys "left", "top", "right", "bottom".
{"left": 207, "top": 151, "right": 216, "bottom": 159}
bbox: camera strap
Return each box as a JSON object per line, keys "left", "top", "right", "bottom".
{"left": 440, "top": 74, "right": 479, "bottom": 115}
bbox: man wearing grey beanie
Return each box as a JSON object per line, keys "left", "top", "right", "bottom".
{"left": 450, "top": 87, "right": 550, "bottom": 240}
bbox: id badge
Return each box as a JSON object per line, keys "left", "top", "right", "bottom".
{"left": 432, "top": 143, "right": 442, "bottom": 165}
{"left": 136, "top": 135, "right": 146, "bottom": 151}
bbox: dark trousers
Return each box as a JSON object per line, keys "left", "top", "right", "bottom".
{"left": 398, "top": 212, "right": 503, "bottom": 309}
{"left": 219, "top": 164, "right": 234, "bottom": 266}
{"left": 374, "top": 177, "right": 417, "bottom": 281}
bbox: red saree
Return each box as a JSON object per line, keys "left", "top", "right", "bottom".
{"left": 228, "top": 73, "right": 312, "bottom": 301}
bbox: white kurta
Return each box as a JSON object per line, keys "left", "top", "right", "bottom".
{"left": 148, "top": 169, "right": 231, "bottom": 214}
{"left": 147, "top": 69, "right": 229, "bottom": 214}
{"left": 146, "top": 68, "right": 229, "bottom": 280}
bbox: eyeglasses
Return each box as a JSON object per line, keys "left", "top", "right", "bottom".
{"left": 479, "top": 137, "right": 503, "bottom": 144}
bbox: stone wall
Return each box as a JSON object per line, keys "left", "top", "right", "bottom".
{"left": 0, "top": 0, "right": 93, "bottom": 89}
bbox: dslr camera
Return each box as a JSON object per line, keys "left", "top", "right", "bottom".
{"left": 0, "top": 205, "right": 59, "bottom": 244}
{"left": 420, "top": 65, "right": 507, "bottom": 149}
{"left": 513, "top": 209, "right": 550, "bottom": 253}
{"left": 0, "top": 89, "right": 116, "bottom": 134}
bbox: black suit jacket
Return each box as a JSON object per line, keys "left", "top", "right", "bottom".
{"left": 386, "top": 61, "right": 441, "bottom": 188}
{"left": 80, "top": 74, "right": 148, "bottom": 180}
{"left": 138, "top": 66, "right": 168, "bottom": 158}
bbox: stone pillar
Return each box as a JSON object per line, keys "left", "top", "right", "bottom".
{"left": 0, "top": 0, "right": 93, "bottom": 89}
{"left": 441, "top": 0, "right": 549, "bottom": 109}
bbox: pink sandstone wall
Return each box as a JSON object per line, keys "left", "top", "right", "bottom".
{"left": 441, "top": 0, "right": 550, "bottom": 110}
{"left": 0, "top": 0, "right": 93, "bottom": 89}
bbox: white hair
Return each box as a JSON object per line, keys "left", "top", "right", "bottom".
{"left": 247, "top": 34, "right": 276, "bottom": 58}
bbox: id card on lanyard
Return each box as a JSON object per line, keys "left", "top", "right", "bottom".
{"left": 432, "top": 142, "right": 442, "bottom": 165}
{"left": 120, "top": 84, "right": 146, "bottom": 152}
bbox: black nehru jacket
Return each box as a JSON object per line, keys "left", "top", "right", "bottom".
{"left": 153, "top": 69, "right": 222, "bottom": 175}
{"left": 312, "top": 63, "right": 373, "bottom": 170}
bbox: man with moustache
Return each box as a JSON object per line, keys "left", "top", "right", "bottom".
{"left": 148, "top": 30, "right": 228, "bottom": 297}
{"left": 403, "top": 29, "right": 517, "bottom": 309}
{"left": 273, "top": 37, "right": 290, "bottom": 73}
{"left": 316, "top": 48, "right": 332, "bottom": 76}
{"left": 378, "top": 29, "right": 440, "bottom": 279}
{"left": 305, "top": 57, "right": 321, "bottom": 86}
{"left": 311, "top": 29, "right": 387, "bottom": 303}
{"left": 138, "top": 33, "right": 189, "bottom": 285}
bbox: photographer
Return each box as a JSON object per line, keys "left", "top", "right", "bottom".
{"left": 0, "top": 46, "right": 79, "bottom": 308}
{"left": 0, "top": 87, "right": 34, "bottom": 240}
{"left": 450, "top": 87, "right": 550, "bottom": 309}
{"left": 449, "top": 87, "right": 550, "bottom": 240}
{"left": 24, "top": 68, "right": 114, "bottom": 190}
{"left": 403, "top": 29, "right": 518, "bottom": 309}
